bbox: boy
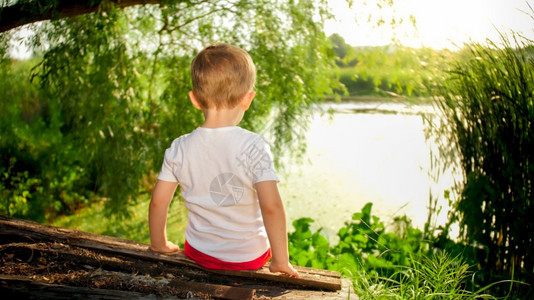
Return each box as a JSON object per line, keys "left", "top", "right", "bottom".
{"left": 149, "top": 43, "right": 299, "bottom": 278}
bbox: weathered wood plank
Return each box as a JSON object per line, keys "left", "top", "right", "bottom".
{"left": 1, "top": 243, "right": 258, "bottom": 299}
{"left": 0, "top": 275, "right": 165, "bottom": 300}
{"left": 0, "top": 215, "right": 342, "bottom": 291}
{"left": 209, "top": 266, "right": 342, "bottom": 292}
{"left": 170, "top": 278, "right": 256, "bottom": 300}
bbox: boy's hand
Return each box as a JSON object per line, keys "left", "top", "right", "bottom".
{"left": 150, "top": 241, "right": 180, "bottom": 253}
{"left": 269, "top": 260, "right": 300, "bottom": 278}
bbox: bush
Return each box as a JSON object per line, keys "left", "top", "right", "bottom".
{"left": 0, "top": 58, "right": 93, "bottom": 221}
{"left": 288, "top": 203, "right": 427, "bottom": 277}
{"left": 288, "top": 203, "right": 498, "bottom": 299}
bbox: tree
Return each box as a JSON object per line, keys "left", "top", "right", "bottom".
{"left": 329, "top": 33, "right": 354, "bottom": 66}
{"left": 0, "top": 0, "right": 341, "bottom": 220}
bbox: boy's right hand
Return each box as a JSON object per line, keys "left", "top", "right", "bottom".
{"left": 150, "top": 241, "right": 180, "bottom": 253}
{"left": 269, "top": 260, "right": 300, "bottom": 278}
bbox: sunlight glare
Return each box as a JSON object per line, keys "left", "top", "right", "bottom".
{"left": 325, "top": 0, "right": 534, "bottom": 49}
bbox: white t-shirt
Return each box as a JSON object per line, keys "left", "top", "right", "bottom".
{"left": 157, "top": 126, "right": 279, "bottom": 262}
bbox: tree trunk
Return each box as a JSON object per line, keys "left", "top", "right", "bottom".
{"left": 0, "top": 0, "right": 160, "bottom": 33}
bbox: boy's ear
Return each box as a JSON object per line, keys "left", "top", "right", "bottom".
{"left": 240, "top": 91, "right": 256, "bottom": 110}
{"left": 188, "top": 91, "right": 203, "bottom": 110}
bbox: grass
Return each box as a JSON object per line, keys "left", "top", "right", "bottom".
{"left": 351, "top": 252, "right": 496, "bottom": 299}
{"left": 51, "top": 193, "right": 188, "bottom": 245}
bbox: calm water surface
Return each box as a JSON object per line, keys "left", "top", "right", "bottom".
{"left": 278, "top": 100, "right": 460, "bottom": 241}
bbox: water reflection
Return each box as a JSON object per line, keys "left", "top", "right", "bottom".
{"left": 278, "top": 100, "right": 459, "bottom": 242}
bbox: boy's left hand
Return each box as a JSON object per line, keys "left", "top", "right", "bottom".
{"left": 150, "top": 241, "right": 180, "bottom": 253}
{"left": 269, "top": 260, "right": 300, "bottom": 278}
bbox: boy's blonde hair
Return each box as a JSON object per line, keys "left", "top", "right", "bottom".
{"left": 191, "top": 43, "right": 256, "bottom": 109}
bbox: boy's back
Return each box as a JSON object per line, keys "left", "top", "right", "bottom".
{"left": 157, "top": 126, "right": 278, "bottom": 262}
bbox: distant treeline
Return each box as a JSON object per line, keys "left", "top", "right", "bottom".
{"left": 329, "top": 33, "right": 457, "bottom": 97}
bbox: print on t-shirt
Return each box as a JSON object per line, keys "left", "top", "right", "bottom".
{"left": 235, "top": 137, "right": 274, "bottom": 182}
{"left": 209, "top": 173, "right": 244, "bottom": 206}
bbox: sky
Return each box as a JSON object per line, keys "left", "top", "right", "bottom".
{"left": 324, "top": 0, "right": 534, "bottom": 49}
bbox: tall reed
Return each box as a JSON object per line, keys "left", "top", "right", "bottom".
{"left": 431, "top": 31, "right": 533, "bottom": 298}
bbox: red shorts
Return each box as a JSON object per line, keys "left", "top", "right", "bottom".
{"left": 184, "top": 240, "right": 271, "bottom": 270}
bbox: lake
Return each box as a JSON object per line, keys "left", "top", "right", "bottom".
{"left": 277, "top": 99, "right": 461, "bottom": 242}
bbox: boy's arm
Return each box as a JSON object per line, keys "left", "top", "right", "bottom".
{"left": 255, "top": 180, "right": 299, "bottom": 278}
{"left": 149, "top": 180, "right": 180, "bottom": 253}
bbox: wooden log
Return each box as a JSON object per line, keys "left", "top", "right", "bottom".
{"left": 0, "top": 215, "right": 342, "bottom": 291}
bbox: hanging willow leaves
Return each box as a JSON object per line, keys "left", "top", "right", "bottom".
{"left": 0, "top": 0, "right": 343, "bottom": 220}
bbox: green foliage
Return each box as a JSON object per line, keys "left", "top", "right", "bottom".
{"left": 329, "top": 33, "right": 356, "bottom": 67}
{"left": 288, "top": 203, "right": 497, "bottom": 299}
{"left": 289, "top": 202, "right": 427, "bottom": 278}
{"left": 334, "top": 45, "right": 456, "bottom": 97}
{"left": 0, "top": 57, "right": 93, "bottom": 221}
{"left": 430, "top": 33, "right": 534, "bottom": 298}
{"left": 288, "top": 217, "right": 333, "bottom": 269}
{"left": 0, "top": 0, "right": 340, "bottom": 220}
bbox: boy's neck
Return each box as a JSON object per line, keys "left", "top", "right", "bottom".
{"left": 201, "top": 106, "right": 244, "bottom": 128}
